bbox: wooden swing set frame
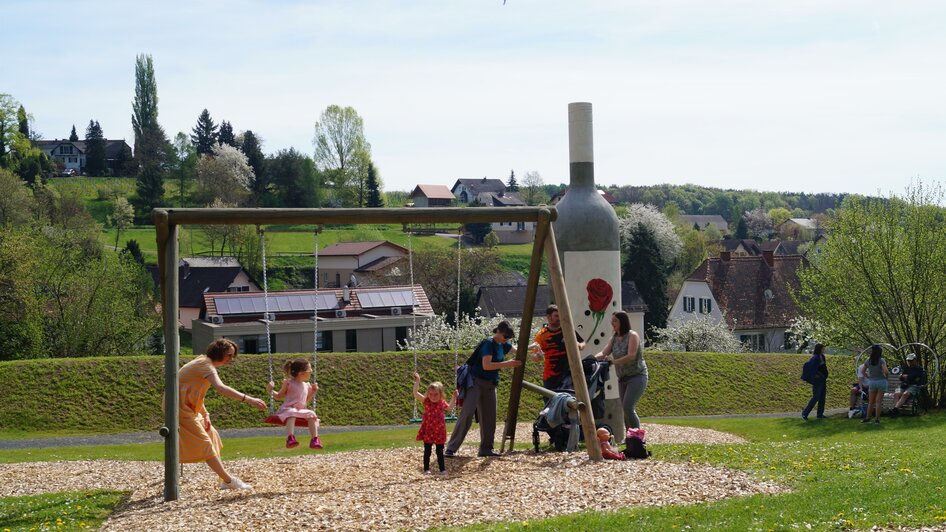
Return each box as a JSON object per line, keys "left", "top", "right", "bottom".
{"left": 154, "top": 206, "right": 603, "bottom": 502}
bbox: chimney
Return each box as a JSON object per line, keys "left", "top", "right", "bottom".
{"left": 762, "top": 249, "right": 774, "bottom": 267}
{"left": 342, "top": 285, "right": 350, "bottom": 303}
{"left": 719, "top": 251, "right": 731, "bottom": 261}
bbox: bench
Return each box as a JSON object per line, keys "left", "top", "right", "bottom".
{"left": 853, "top": 366, "right": 925, "bottom": 417}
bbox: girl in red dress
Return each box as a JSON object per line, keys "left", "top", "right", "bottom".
{"left": 412, "top": 372, "right": 457, "bottom": 475}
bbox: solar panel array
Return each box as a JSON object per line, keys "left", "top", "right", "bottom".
{"left": 357, "top": 288, "right": 417, "bottom": 309}
{"left": 213, "top": 293, "right": 339, "bottom": 315}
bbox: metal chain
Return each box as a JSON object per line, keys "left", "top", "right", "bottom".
{"left": 407, "top": 227, "right": 418, "bottom": 420}
{"left": 312, "top": 229, "right": 319, "bottom": 412}
{"left": 452, "top": 226, "right": 462, "bottom": 417}
{"left": 260, "top": 227, "right": 274, "bottom": 414}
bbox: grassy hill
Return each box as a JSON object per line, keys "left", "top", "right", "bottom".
{"left": 0, "top": 351, "right": 852, "bottom": 434}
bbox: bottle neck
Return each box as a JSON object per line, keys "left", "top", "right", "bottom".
{"left": 569, "top": 162, "right": 595, "bottom": 189}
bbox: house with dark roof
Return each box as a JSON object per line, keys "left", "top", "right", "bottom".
{"left": 318, "top": 241, "right": 408, "bottom": 288}
{"left": 451, "top": 178, "right": 506, "bottom": 204}
{"left": 192, "top": 285, "right": 434, "bottom": 354}
{"left": 719, "top": 239, "right": 814, "bottom": 258}
{"left": 477, "top": 281, "right": 648, "bottom": 337}
{"left": 33, "top": 138, "right": 132, "bottom": 175}
{"left": 668, "top": 250, "right": 807, "bottom": 352}
{"left": 474, "top": 191, "right": 535, "bottom": 244}
{"left": 550, "top": 188, "right": 618, "bottom": 206}
{"left": 410, "top": 184, "right": 454, "bottom": 207}
{"left": 147, "top": 257, "right": 260, "bottom": 331}
{"left": 679, "top": 214, "right": 729, "bottom": 233}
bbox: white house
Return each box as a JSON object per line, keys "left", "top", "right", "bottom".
{"left": 474, "top": 191, "right": 535, "bottom": 244}
{"left": 668, "top": 250, "right": 807, "bottom": 352}
{"left": 317, "top": 241, "right": 408, "bottom": 288}
{"left": 33, "top": 138, "right": 132, "bottom": 174}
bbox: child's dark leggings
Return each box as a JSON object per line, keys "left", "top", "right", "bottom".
{"left": 423, "top": 443, "right": 445, "bottom": 472}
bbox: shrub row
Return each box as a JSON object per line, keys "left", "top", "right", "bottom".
{"left": 0, "top": 351, "right": 852, "bottom": 433}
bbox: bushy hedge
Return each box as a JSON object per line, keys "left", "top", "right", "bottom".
{"left": 0, "top": 351, "right": 852, "bottom": 433}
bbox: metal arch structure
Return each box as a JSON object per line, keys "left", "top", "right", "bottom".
{"left": 154, "top": 206, "right": 603, "bottom": 502}
{"left": 853, "top": 342, "right": 900, "bottom": 369}
{"left": 895, "top": 343, "right": 940, "bottom": 383}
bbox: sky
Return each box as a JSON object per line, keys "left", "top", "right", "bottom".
{"left": 2, "top": 0, "right": 945, "bottom": 196}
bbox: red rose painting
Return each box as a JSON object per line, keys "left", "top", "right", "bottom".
{"left": 586, "top": 278, "right": 613, "bottom": 339}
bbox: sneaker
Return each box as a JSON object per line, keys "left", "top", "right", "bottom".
{"left": 816, "top": 415, "right": 826, "bottom": 419}
{"left": 801, "top": 414, "right": 808, "bottom": 421}
{"left": 848, "top": 410, "right": 856, "bottom": 419}
{"left": 861, "top": 418, "right": 870, "bottom": 424}
{"left": 478, "top": 451, "right": 501, "bottom": 458}
{"left": 444, "top": 450, "right": 456, "bottom": 458}
{"left": 286, "top": 434, "right": 299, "bottom": 448}
{"left": 890, "top": 409, "right": 900, "bottom": 418}
{"left": 220, "top": 476, "right": 252, "bottom": 490}
{"left": 439, "top": 470, "right": 447, "bottom": 476}
{"left": 423, "top": 470, "right": 431, "bottom": 475}
{"left": 873, "top": 419, "right": 880, "bottom": 425}
{"left": 309, "top": 436, "right": 323, "bottom": 449}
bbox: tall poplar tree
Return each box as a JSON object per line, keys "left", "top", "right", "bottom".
{"left": 17, "top": 105, "right": 29, "bottom": 138}
{"left": 240, "top": 130, "right": 267, "bottom": 204}
{"left": 131, "top": 54, "right": 159, "bottom": 157}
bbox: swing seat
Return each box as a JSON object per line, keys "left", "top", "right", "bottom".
{"left": 263, "top": 415, "right": 312, "bottom": 427}
{"left": 408, "top": 417, "right": 424, "bottom": 424}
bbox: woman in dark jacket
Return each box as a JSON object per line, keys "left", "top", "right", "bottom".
{"left": 802, "top": 343, "right": 828, "bottom": 420}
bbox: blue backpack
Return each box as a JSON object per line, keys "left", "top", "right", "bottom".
{"left": 455, "top": 339, "right": 489, "bottom": 402}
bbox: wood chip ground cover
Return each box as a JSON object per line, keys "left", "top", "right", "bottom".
{"left": 0, "top": 424, "right": 779, "bottom": 531}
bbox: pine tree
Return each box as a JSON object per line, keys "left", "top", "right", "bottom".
{"left": 190, "top": 109, "right": 218, "bottom": 155}
{"left": 17, "top": 105, "right": 29, "bottom": 138}
{"left": 69, "top": 125, "right": 79, "bottom": 142}
{"left": 506, "top": 169, "right": 518, "bottom": 191}
{"left": 623, "top": 222, "right": 669, "bottom": 334}
{"left": 366, "top": 162, "right": 383, "bottom": 207}
{"left": 240, "top": 130, "right": 267, "bottom": 203}
{"left": 735, "top": 216, "right": 749, "bottom": 239}
{"left": 84, "top": 120, "right": 108, "bottom": 176}
{"left": 218, "top": 120, "right": 236, "bottom": 147}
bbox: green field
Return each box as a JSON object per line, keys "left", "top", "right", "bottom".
{"left": 2, "top": 415, "right": 946, "bottom": 530}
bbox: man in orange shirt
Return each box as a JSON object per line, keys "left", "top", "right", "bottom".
{"left": 529, "top": 304, "right": 586, "bottom": 392}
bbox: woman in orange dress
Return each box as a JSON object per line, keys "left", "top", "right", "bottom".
{"left": 179, "top": 339, "right": 266, "bottom": 489}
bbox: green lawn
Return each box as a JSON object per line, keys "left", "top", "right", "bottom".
{"left": 0, "top": 490, "right": 126, "bottom": 531}
{"left": 3, "top": 414, "right": 946, "bottom": 530}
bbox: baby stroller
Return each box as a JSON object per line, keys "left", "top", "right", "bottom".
{"left": 532, "top": 357, "right": 611, "bottom": 452}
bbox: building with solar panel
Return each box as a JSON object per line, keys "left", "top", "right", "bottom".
{"left": 190, "top": 285, "right": 434, "bottom": 354}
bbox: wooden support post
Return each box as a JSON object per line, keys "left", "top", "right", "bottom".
{"left": 155, "top": 212, "right": 181, "bottom": 502}
{"left": 502, "top": 209, "right": 552, "bottom": 452}
{"left": 543, "top": 224, "right": 603, "bottom": 461}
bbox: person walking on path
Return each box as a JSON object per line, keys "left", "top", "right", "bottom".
{"left": 801, "top": 343, "right": 829, "bottom": 420}
{"left": 445, "top": 320, "right": 521, "bottom": 458}
{"left": 594, "top": 311, "right": 647, "bottom": 429}
{"left": 178, "top": 339, "right": 266, "bottom": 489}
{"left": 863, "top": 344, "right": 889, "bottom": 424}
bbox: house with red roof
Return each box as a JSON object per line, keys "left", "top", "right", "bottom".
{"left": 668, "top": 250, "right": 807, "bottom": 352}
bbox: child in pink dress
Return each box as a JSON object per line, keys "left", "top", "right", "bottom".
{"left": 268, "top": 359, "right": 322, "bottom": 449}
{"left": 412, "top": 372, "right": 457, "bottom": 475}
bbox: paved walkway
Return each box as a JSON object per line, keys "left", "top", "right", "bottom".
{"left": 0, "top": 408, "right": 849, "bottom": 450}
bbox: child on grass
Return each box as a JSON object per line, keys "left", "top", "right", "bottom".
{"left": 412, "top": 372, "right": 457, "bottom": 475}
{"left": 268, "top": 359, "right": 322, "bottom": 449}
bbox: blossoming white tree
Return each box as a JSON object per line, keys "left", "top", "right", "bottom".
{"left": 619, "top": 203, "right": 682, "bottom": 267}
{"left": 649, "top": 315, "right": 746, "bottom": 353}
{"left": 194, "top": 143, "right": 254, "bottom": 205}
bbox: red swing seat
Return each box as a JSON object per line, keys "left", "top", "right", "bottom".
{"left": 263, "top": 415, "right": 312, "bottom": 427}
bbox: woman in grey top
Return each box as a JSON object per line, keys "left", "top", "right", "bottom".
{"left": 863, "top": 344, "right": 888, "bottom": 424}
{"left": 594, "top": 311, "right": 647, "bottom": 429}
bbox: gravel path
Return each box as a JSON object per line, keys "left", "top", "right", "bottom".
{"left": 0, "top": 424, "right": 772, "bottom": 532}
